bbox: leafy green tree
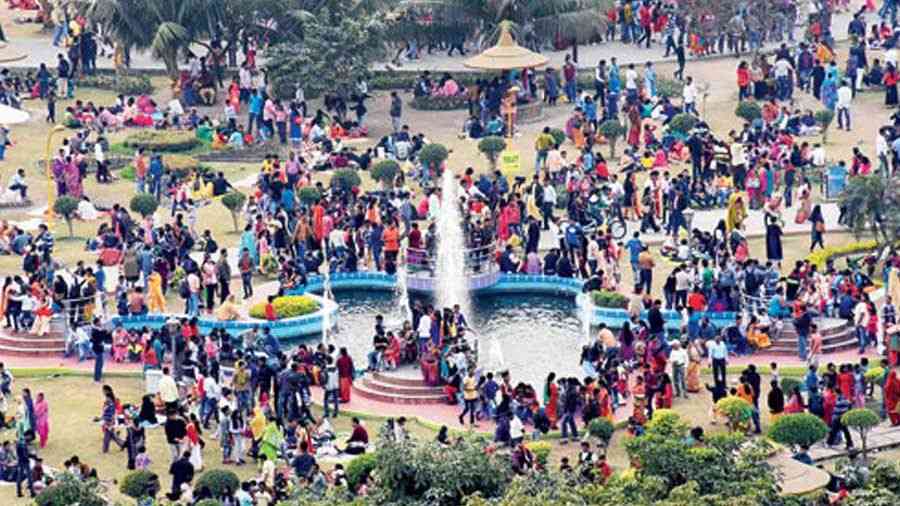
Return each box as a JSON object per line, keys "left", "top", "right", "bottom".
{"left": 842, "top": 408, "right": 881, "bottom": 462}
{"left": 598, "top": 120, "right": 627, "bottom": 158}
{"left": 265, "top": 2, "right": 386, "bottom": 99}
{"left": 715, "top": 397, "right": 753, "bottom": 433}
{"left": 587, "top": 417, "right": 615, "bottom": 449}
{"left": 220, "top": 191, "right": 247, "bottom": 233}
{"left": 839, "top": 175, "right": 900, "bottom": 246}
{"left": 735, "top": 101, "right": 762, "bottom": 123}
{"left": 330, "top": 168, "right": 363, "bottom": 194}
{"left": 371, "top": 160, "right": 401, "bottom": 188}
{"left": 668, "top": 113, "right": 697, "bottom": 136}
{"left": 477, "top": 136, "right": 507, "bottom": 170}
{"left": 130, "top": 194, "right": 160, "bottom": 218}
{"left": 53, "top": 196, "right": 81, "bottom": 238}
{"left": 418, "top": 143, "right": 450, "bottom": 174}
{"left": 298, "top": 187, "right": 322, "bottom": 205}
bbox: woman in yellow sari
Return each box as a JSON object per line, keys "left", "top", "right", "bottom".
{"left": 147, "top": 271, "right": 166, "bottom": 313}
{"left": 746, "top": 315, "right": 771, "bottom": 349}
{"left": 686, "top": 339, "right": 703, "bottom": 393}
{"left": 725, "top": 193, "right": 747, "bottom": 234}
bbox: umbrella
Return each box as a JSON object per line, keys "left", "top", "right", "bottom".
{"left": 463, "top": 23, "right": 549, "bottom": 71}
{"left": 0, "top": 104, "right": 30, "bottom": 125}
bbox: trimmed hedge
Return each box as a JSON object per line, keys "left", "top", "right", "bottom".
{"left": 591, "top": 290, "right": 629, "bottom": 309}
{"left": 410, "top": 94, "right": 468, "bottom": 111}
{"left": 768, "top": 413, "right": 829, "bottom": 449}
{"left": 346, "top": 453, "right": 378, "bottom": 490}
{"left": 248, "top": 295, "right": 320, "bottom": 320}
{"left": 123, "top": 131, "right": 201, "bottom": 153}
{"left": 79, "top": 74, "right": 154, "bottom": 95}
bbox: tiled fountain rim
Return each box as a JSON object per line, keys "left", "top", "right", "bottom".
{"left": 108, "top": 293, "right": 339, "bottom": 337}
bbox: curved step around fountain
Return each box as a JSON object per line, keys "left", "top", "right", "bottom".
{"left": 353, "top": 370, "right": 447, "bottom": 404}
{"left": 0, "top": 329, "right": 66, "bottom": 356}
{"left": 768, "top": 318, "right": 859, "bottom": 356}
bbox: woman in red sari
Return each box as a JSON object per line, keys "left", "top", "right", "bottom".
{"left": 655, "top": 374, "right": 673, "bottom": 409}
{"left": 336, "top": 348, "right": 355, "bottom": 403}
{"left": 597, "top": 383, "right": 613, "bottom": 421}
{"left": 543, "top": 373, "right": 559, "bottom": 429}
{"left": 626, "top": 104, "right": 642, "bottom": 148}
{"left": 885, "top": 367, "right": 900, "bottom": 426}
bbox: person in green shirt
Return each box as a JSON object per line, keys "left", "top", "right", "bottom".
{"left": 15, "top": 407, "right": 34, "bottom": 498}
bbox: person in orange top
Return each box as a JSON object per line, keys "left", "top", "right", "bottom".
{"left": 383, "top": 221, "right": 400, "bottom": 265}
{"left": 737, "top": 61, "right": 751, "bottom": 101}
{"left": 264, "top": 295, "right": 277, "bottom": 321}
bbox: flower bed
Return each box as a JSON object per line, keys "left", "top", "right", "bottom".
{"left": 591, "top": 290, "right": 629, "bottom": 309}
{"left": 122, "top": 131, "right": 201, "bottom": 153}
{"left": 410, "top": 94, "right": 468, "bottom": 111}
{"left": 806, "top": 240, "right": 878, "bottom": 269}
{"left": 248, "top": 295, "right": 320, "bottom": 320}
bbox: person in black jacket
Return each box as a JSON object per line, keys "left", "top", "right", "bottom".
{"left": 767, "top": 380, "right": 785, "bottom": 422}
{"left": 168, "top": 451, "right": 194, "bottom": 500}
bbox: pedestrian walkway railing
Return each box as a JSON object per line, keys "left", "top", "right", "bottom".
{"left": 406, "top": 242, "right": 498, "bottom": 275}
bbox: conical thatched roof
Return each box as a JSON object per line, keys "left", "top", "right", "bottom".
{"left": 463, "top": 23, "right": 548, "bottom": 71}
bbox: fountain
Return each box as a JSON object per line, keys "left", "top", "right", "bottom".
{"left": 393, "top": 256, "right": 412, "bottom": 324}
{"left": 578, "top": 294, "right": 593, "bottom": 347}
{"left": 321, "top": 240, "right": 334, "bottom": 345}
{"left": 434, "top": 170, "right": 472, "bottom": 318}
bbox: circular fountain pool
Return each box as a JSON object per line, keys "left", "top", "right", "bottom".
{"left": 307, "top": 290, "right": 585, "bottom": 389}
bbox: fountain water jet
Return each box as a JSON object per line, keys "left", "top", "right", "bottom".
{"left": 434, "top": 170, "right": 472, "bottom": 319}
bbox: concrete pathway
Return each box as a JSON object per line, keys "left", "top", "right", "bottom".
{"left": 808, "top": 422, "right": 900, "bottom": 462}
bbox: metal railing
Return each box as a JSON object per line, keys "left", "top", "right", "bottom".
{"left": 406, "top": 242, "right": 498, "bottom": 275}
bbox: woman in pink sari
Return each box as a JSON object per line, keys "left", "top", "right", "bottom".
{"left": 64, "top": 159, "right": 82, "bottom": 198}
{"left": 34, "top": 392, "right": 50, "bottom": 448}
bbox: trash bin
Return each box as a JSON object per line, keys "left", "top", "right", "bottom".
{"left": 826, "top": 164, "right": 848, "bottom": 199}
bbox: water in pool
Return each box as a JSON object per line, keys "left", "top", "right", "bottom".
{"left": 297, "top": 290, "right": 586, "bottom": 389}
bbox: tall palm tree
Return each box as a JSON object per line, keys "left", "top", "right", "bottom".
{"left": 87, "top": 0, "right": 210, "bottom": 79}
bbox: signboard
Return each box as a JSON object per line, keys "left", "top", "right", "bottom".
{"left": 500, "top": 150, "right": 521, "bottom": 175}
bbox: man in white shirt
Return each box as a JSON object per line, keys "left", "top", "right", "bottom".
{"left": 811, "top": 144, "right": 826, "bottom": 167}
{"left": 625, "top": 63, "right": 638, "bottom": 92}
{"left": 836, "top": 80, "right": 853, "bottom": 131}
{"left": 854, "top": 298, "right": 871, "bottom": 354}
{"left": 772, "top": 58, "right": 793, "bottom": 101}
{"left": 682, "top": 76, "right": 697, "bottom": 115}
{"left": 417, "top": 308, "right": 432, "bottom": 350}
{"left": 238, "top": 65, "right": 253, "bottom": 103}
{"left": 669, "top": 341, "right": 688, "bottom": 398}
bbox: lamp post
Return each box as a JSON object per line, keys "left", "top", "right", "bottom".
{"left": 44, "top": 125, "right": 67, "bottom": 225}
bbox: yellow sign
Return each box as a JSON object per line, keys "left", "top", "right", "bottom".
{"left": 500, "top": 150, "right": 521, "bottom": 175}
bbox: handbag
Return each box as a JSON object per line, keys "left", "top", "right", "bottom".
{"left": 815, "top": 221, "right": 825, "bottom": 233}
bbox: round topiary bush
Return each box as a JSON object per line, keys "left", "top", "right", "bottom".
{"left": 119, "top": 470, "right": 160, "bottom": 499}
{"left": 548, "top": 128, "right": 567, "bottom": 146}
{"left": 780, "top": 377, "right": 802, "bottom": 396}
{"left": 645, "top": 409, "right": 688, "bottom": 437}
{"left": 524, "top": 440, "right": 553, "bottom": 467}
{"left": 123, "top": 131, "right": 201, "bottom": 153}
{"left": 715, "top": 397, "right": 754, "bottom": 432}
{"left": 668, "top": 113, "right": 698, "bottom": 136}
{"left": 330, "top": 168, "right": 362, "bottom": 193}
{"left": 346, "top": 452, "right": 378, "bottom": 490}
{"left": 248, "top": 295, "right": 320, "bottom": 320}
{"left": 768, "top": 413, "right": 829, "bottom": 449}
{"left": 221, "top": 191, "right": 247, "bottom": 232}
{"left": 194, "top": 469, "right": 240, "bottom": 497}
{"left": 371, "top": 160, "right": 401, "bottom": 187}
{"left": 588, "top": 417, "right": 615, "bottom": 447}
{"left": 298, "top": 186, "right": 322, "bottom": 205}
{"left": 418, "top": 143, "right": 449, "bottom": 170}
{"left": 477, "top": 136, "right": 507, "bottom": 170}
{"left": 598, "top": 119, "right": 627, "bottom": 157}
{"left": 35, "top": 473, "right": 106, "bottom": 506}
{"left": 129, "top": 193, "right": 159, "bottom": 218}
{"left": 734, "top": 101, "right": 762, "bottom": 123}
